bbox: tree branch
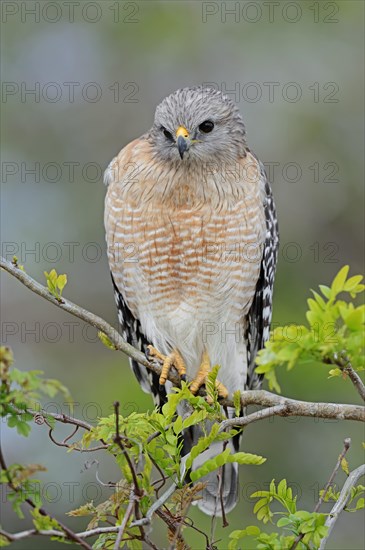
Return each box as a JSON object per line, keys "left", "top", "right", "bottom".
{"left": 0, "top": 526, "right": 119, "bottom": 543}
{"left": 219, "top": 404, "right": 287, "bottom": 432}
{"left": 114, "top": 498, "right": 134, "bottom": 550}
{"left": 0, "top": 256, "right": 153, "bottom": 374}
{"left": 113, "top": 401, "right": 142, "bottom": 497}
{"left": 220, "top": 392, "right": 364, "bottom": 424}
{"left": 0, "top": 523, "right": 158, "bottom": 544}
{"left": 30, "top": 408, "right": 109, "bottom": 451}
{"left": 1, "top": 256, "right": 364, "bottom": 425}
{"left": 290, "top": 438, "right": 352, "bottom": 550}
{"left": 319, "top": 463, "right": 365, "bottom": 549}
{"left": 314, "top": 438, "right": 352, "bottom": 513}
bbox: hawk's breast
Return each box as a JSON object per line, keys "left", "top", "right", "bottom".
{"left": 106, "top": 194, "right": 265, "bottom": 329}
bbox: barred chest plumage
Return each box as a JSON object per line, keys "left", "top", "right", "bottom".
{"left": 105, "top": 144, "right": 266, "bottom": 383}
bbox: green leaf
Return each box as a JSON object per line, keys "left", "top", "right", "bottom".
{"left": 233, "top": 390, "right": 241, "bottom": 418}
{"left": 253, "top": 497, "right": 269, "bottom": 515}
{"left": 276, "top": 517, "right": 292, "bottom": 527}
{"left": 98, "top": 332, "right": 117, "bottom": 350}
{"left": 311, "top": 290, "right": 326, "bottom": 309}
{"left": 190, "top": 447, "right": 265, "bottom": 482}
{"left": 172, "top": 415, "right": 183, "bottom": 435}
{"left": 67, "top": 502, "right": 96, "bottom": 517}
{"left": 182, "top": 409, "right": 207, "bottom": 429}
{"left": 228, "top": 526, "right": 261, "bottom": 550}
{"left": 328, "top": 368, "right": 342, "bottom": 378}
{"left": 307, "top": 298, "right": 322, "bottom": 314}
{"left": 341, "top": 457, "right": 350, "bottom": 476}
{"left": 319, "top": 285, "right": 331, "bottom": 299}
{"left": 331, "top": 265, "right": 349, "bottom": 296}
{"left": 31, "top": 508, "right": 61, "bottom": 531}
{"left": 190, "top": 446, "right": 231, "bottom": 481}
{"left": 265, "top": 370, "right": 281, "bottom": 393}
{"left": 344, "top": 275, "right": 363, "bottom": 292}
{"left": 206, "top": 364, "right": 220, "bottom": 407}
{"left": 354, "top": 497, "right": 364, "bottom": 510}
{"left": 185, "top": 424, "right": 220, "bottom": 470}
{"left": 277, "top": 479, "right": 287, "bottom": 498}
{"left": 344, "top": 307, "right": 365, "bottom": 331}
{"left": 56, "top": 274, "right": 67, "bottom": 294}
{"left": 16, "top": 421, "right": 31, "bottom": 437}
{"left": 43, "top": 269, "right": 68, "bottom": 300}
{"left": 230, "top": 451, "right": 266, "bottom": 466}
{"left": 0, "top": 534, "right": 11, "bottom": 546}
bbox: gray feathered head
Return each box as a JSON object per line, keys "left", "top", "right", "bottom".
{"left": 149, "top": 87, "right": 247, "bottom": 164}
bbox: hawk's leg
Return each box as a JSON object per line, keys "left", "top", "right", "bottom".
{"left": 190, "top": 350, "right": 229, "bottom": 400}
{"left": 146, "top": 346, "right": 187, "bottom": 385}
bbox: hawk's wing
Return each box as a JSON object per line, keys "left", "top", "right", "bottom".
{"left": 111, "top": 274, "right": 167, "bottom": 408}
{"left": 105, "top": 141, "right": 168, "bottom": 410}
{"left": 245, "top": 161, "right": 279, "bottom": 390}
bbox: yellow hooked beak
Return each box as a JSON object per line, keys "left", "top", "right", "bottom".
{"left": 176, "top": 125, "right": 190, "bottom": 159}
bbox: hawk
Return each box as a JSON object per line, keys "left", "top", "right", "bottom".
{"left": 104, "top": 86, "right": 279, "bottom": 514}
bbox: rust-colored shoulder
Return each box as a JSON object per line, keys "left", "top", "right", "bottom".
{"left": 104, "top": 136, "right": 148, "bottom": 187}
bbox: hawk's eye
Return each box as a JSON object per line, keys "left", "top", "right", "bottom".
{"left": 161, "top": 127, "right": 173, "bottom": 141}
{"left": 199, "top": 120, "right": 214, "bottom": 133}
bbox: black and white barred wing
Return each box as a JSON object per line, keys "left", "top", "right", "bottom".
{"left": 246, "top": 164, "right": 279, "bottom": 390}
{"left": 111, "top": 275, "right": 167, "bottom": 408}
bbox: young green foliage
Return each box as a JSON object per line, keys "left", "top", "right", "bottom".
{"left": 44, "top": 269, "right": 68, "bottom": 301}
{"left": 98, "top": 331, "right": 118, "bottom": 350}
{"left": 229, "top": 480, "right": 329, "bottom": 549}
{"left": 256, "top": 266, "right": 365, "bottom": 391}
{"left": 0, "top": 346, "right": 71, "bottom": 436}
{"left": 319, "top": 483, "right": 365, "bottom": 512}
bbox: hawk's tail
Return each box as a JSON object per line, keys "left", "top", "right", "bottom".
{"left": 183, "top": 426, "right": 240, "bottom": 516}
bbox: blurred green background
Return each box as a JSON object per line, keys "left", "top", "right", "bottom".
{"left": 1, "top": 1, "right": 364, "bottom": 548}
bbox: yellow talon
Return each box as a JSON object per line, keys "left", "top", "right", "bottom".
{"left": 190, "top": 351, "right": 229, "bottom": 400}
{"left": 146, "top": 346, "right": 186, "bottom": 385}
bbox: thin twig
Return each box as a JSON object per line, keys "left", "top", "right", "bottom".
{"left": 113, "top": 401, "right": 142, "bottom": 497}
{"left": 319, "top": 464, "right": 365, "bottom": 549}
{"left": 290, "top": 438, "right": 352, "bottom": 550}
{"left": 0, "top": 529, "right": 67, "bottom": 542}
{"left": 133, "top": 482, "right": 177, "bottom": 527}
{"left": 1, "top": 484, "right": 179, "bottom": 545}
{"left": 113, "top": 402, "right": 150, "bottom": 545}
{"left": 219, "top": 472, "right": 229, "bottom": 528}
{"left": 31, "top": 408, "right": 109, "bottom": 451}
{"left": 1, "top": 256, "right": 157, "bottom": 375}
{"left": 31, "top": 408, "right": 93, "bottom": 431}
{"left": 219, "top": 404, "right": 287, "bottom": 432}
{"left": 314, "top": 438, "right": 352, "bottom": 513}
{"left": 114, "top": 497, "right": 134, "bottom": 550}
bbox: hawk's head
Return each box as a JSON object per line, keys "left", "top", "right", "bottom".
{"left": 149, "top": 87, "right": 247, "bottom": 164}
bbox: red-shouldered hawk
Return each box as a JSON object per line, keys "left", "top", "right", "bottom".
{"left": 104, "top": 86, "right": 279, "bottom": 514}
